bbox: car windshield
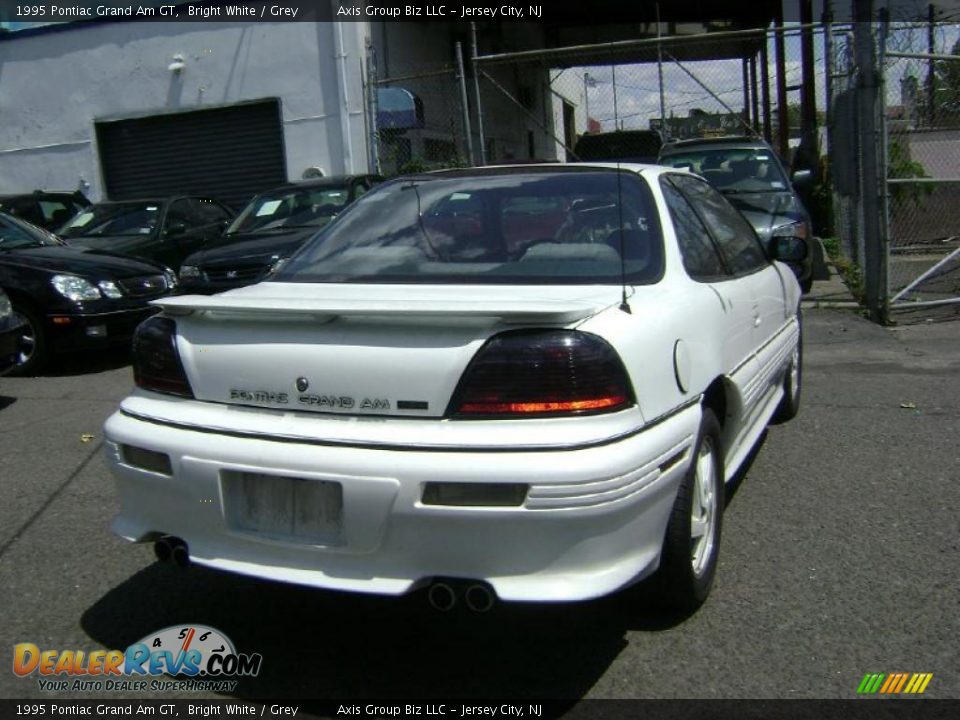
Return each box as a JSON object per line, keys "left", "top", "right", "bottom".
{"left": 659, "top": 147, "right": 788, "bottom": 193}
{"left": 227, "top": 185, "right": 354, "bottom": 234}
{"left": 0, "top": 213, "right": 63, "bottom": 250}
{"left": 274, "top": 170, "right": 664, "bottom": 285}
{"left": 58, "top": 202, "right": 161, "bottom": 237}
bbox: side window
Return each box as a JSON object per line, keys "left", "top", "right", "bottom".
{"left": 166, "top": 199, "right": 193, "bottom": 229}
{"left": 671, "top": 174, "right": 769, "bottom": 275}
{"left": 353, "top": 181, "right": 371, "bottom": 200}
{"left": 38, "top": 200, "right": 77, "bottom": 228}
{"left": 661, "top": 178, "right": 727, "bottom": 280}
{"left": 8, "top": 199, "right": 42, "bottom": 226}
{"left": 192, "top": 199, "right": 232, "bottom": 225}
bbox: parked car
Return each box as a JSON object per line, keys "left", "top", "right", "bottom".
{"left": 658, "top": 136, "right": 815, "bottom": 292}
{"left": 573, "top": 129, "right": 665, "bottom": 163}
{"left": 0, "top": 211, "right": 177, "bottom": 374}
{"left": 58, "top": 196, "right": 234, "bottom": 271}
{"left": 0, "top": 190, "right": 90, "bottom": 232}
{"left": 0, "top": 288, "right": 26, "bottom": 375}
{"left": 104, "top": 163, "right": 803, "bottom": 613}
{"left": 178, "top": 176, "right": 382, "bottom": 294}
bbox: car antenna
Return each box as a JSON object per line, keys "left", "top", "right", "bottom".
{"left": 402, "top": 178, "right": 441, "bottom": 258}
{"left": 616, "top": 162, "right": 631, "bottom": 314}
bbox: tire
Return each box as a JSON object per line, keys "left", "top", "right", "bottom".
{"left": 652, "top": 408, "right": 724, "bottom": 611}
{"left": 773, "top": 314, "right": 803, "bottom": 423}
{"left": 9, "top": 303, "right": 47, "bottom": 376}
{"left": 800, "top": 277, "right": 813, "bottom": 294}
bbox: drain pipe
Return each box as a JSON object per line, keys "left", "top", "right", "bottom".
{"left": 333, "top": 21, "right": 356, "bottom": 173}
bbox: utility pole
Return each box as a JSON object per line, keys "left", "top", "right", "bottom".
{"left": 584, "top": 72, "right": 591, "bottom": 132}
{"left": 612, "top": 65, "right": 619, "bottom": 130}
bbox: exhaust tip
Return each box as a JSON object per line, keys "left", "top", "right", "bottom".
{"left": 427, "top": 582, "right": 457, "bottom": 612}
{"left": 153, "top": 537, "right": 173, "bottom": 563}
{"left": 464, "top": 583, "right": 496, "bottom": 613}
{"left": 171, "top": 541, "right": 190, "bottom": 568}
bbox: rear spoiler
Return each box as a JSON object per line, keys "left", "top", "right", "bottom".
{"left": 151, "top": 294, "right": 606, "bottom": 325}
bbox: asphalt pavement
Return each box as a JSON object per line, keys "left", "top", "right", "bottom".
{"left": 0, "top": 302, "right": 957, "bottom": 705}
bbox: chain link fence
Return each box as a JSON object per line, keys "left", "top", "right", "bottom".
{"left": 881, "top": 22, "right": 960, "bottom": 318}
{"left": 365, "top": 25, "right": 822, "bottom": 171}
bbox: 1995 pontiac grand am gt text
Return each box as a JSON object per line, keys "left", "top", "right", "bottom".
{"left": 103, "top": 164, "right": 805, "bottom": 612}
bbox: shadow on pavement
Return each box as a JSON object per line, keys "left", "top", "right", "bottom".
{"left": 37, "top": 348, "right": 131, "bottom": 377}
{"left": 0, "top": 395, "right": 16, "bottom": 411}
{"left": 82, "top": 560, "right": 697, "bottom": 700}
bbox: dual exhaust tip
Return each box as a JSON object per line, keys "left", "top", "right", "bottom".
{"left": 427, "top": 581, "right": 497, "bottom": 613}
{"left": 153, "top": 538, "right": 495, "bottom": 612}
{"left": 154, "top": 536, "right": 190, "bottom": 568}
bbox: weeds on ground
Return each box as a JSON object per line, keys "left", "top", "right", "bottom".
{"left": 820, "top": 237, "right": 866, "bottom": 306}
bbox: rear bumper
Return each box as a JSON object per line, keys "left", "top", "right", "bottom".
{"left": 103, "top": 403, "right": 702, "bottom": 602}
{"left": 45, "top": 307, "right": 157, "bottom": 353}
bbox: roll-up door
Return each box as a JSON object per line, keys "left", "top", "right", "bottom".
{"left": 96, "top": 99, "right": 286, "bottom": 210}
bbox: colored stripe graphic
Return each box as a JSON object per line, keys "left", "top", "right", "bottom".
{"left": 905, "top": 673, "right": 934, "bottom": 694}
{"left": 857, "top": 672, "right": 933, "bottom": 695}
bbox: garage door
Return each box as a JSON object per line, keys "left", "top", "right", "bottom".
{"left": 96, "top": 99, "right": 286, "bottom": 209}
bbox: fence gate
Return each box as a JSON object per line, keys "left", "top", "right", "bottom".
{"left": 882, "top": 24, "right": 960, "bottom": 320}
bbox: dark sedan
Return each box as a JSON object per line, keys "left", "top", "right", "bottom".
{"left": 0, "top": 211, "right": 176, "bottom": 374}
{"left": 178, "top": 176, "right": 381, "bottom": 294}
{"left": 58, "top": 196, "right": 234, "bottom": 271}
{"left": 658, "top": 136, "right": 815, "bottom": 292}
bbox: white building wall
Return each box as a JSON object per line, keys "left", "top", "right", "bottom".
{"left": 0, "top": 20, "right": 371, "bottom": 200}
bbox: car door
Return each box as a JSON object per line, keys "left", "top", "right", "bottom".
{"left": 671, "top": 173, "right": 788, "bottom": 428}
{"left": 662, "top": 175, "right": 758, "bottom": 387}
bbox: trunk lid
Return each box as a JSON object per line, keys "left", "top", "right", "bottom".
{"left": 161, "top": 282, "right": 620, "bottom": 419}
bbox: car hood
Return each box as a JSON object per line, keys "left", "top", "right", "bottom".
{"left": 153, "top": 283, "right": 624, "bottom": 419}
{"left": 723, "top": 191, "right": 808, "bottom": 240}
{"left": 0, "top": 246, "right": 165, "bottom": 278}
{"left": 185, "top": 229, "right": 317, "bottom": 267}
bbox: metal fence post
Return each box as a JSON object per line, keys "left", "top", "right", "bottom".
{"left": 454, "top": 41, "right": 475, "bottom": 166}
{"left": 854, "top": 2, "right": 887, "bottom": 323}
{"left": 365, "top": 43, "right": 381, "bottom": 175}
{"left": 471, "top": 22, "right": 486, "bottom": 165}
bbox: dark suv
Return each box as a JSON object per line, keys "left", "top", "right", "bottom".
{"left": 0, "top": 191, "right": 90, "bottom": 232}
{"left": 573, "top": 130, "right": 665, "bottom": 164}
{"left": 658, "top": 136, "right": 815, "bottom": 292}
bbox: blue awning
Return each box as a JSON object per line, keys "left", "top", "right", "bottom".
{"left": 376, "top": 87, "right": 424, "bottom": 130}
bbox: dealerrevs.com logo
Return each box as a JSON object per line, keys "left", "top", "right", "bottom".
{"left": 13, "top": 625, "right": 262, "bottom": 693}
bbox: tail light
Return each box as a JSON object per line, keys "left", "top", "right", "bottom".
{"left": 449, "top": 330, "right": 633, "bottom": 418}
{"left": 132, "top": 316, "right": 194, "bottom": 398}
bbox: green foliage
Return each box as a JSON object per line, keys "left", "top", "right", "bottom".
{"left": 820, "top": 235, "right": 865, "bottom": 306}
{"left": 887, "top": 138, "right": 932, "bottom": 206}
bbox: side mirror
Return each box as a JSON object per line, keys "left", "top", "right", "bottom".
{"left": 791, "top": 169, "right": 813, "bottom": 188}
{"left": 165, "top": 222, "right": 187, "bottom": 238}
{"left": 769, "top": 236, "right": 808, "bottom": 263}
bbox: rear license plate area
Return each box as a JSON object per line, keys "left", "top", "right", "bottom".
{"left": 221, "top": 471, "right": 343, "bottom": 545}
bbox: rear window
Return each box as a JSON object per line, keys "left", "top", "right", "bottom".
{"left": 274, "top": 170, "right": 664, "bottom": 285}
{"left": 658, "top": 147, "right": 788, "bottom": 192}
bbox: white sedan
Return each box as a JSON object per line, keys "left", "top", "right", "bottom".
{"left": 104, "top": 164, "right": 804, "bottom": 613}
